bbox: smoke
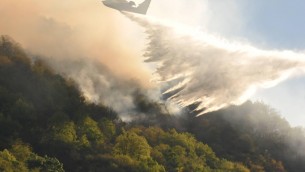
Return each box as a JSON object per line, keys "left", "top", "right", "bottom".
{"left": 0, "top": 0, "right": 209, "bottom": 117}
{"left": 2, "top": 0, "right": 305, "bottom": 117}
{"left": 0, "top": 0, "right": 157, "bottom": 115}
{"left": 125, "top": 13, "right": 305, "bottom": 115}
{"left": 0, "top": 0, "right": 153, "bottom": 82}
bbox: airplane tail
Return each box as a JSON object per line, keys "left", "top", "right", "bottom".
{"left": 136, "top": 0, "right": 151, "bottom": 14}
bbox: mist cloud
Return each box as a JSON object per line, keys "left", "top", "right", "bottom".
{"left": 126, "top": 13, "right": 305, "bottom": 115}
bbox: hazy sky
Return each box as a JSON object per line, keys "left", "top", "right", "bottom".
{"left": 0, "top": 0, "right": 304, "bottom": 126}
{"left": 228, "top": 0, "right": 305, "bottom": 127}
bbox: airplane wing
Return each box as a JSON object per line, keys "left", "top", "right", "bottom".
{"left": 103, "top": 0, "right": 151, "bottom": 15}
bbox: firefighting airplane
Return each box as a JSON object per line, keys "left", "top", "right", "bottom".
{"left": 102, "top": 0, "right": 151, "bottom": 14}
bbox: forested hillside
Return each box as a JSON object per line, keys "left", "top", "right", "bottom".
{"left": 0, "top": 35, "right": 304, "bottom": 172}
{"left": 130, "top": 95, "right": 305, "bottom": 172}
{"left": 0, "top": 36, "right": 250, "bottom": 171}
{"left": 185, "top": 102, "right": 305, "bottom": 172}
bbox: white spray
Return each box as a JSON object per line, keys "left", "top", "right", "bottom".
{"left": 125, "top": 13, "right": 305, "bottom": 115}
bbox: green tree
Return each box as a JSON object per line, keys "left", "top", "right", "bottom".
{"left": 99, "top": 118, "right": 116, "bottom": 140}
{"left": 138, "top": 158, "right": 166, "bottom": 172}
{"left": 10, "top": 142, "right": 32, "bottom": 162}
{"left": 28, "top": 155, "right": 64, "bottom": 172}
{"left": 113, "top": 131, "right": 151, "bottom": 161}
{"left": 78, "top": 116, "right": 104, "bottom": 146}
{"left": 0, "top": 149, "right": 28, "bottom": 172}
{"left": 0, "top": 142, "right": 65, "bottom": 172}
{"left": 51, "top": 121, "right": 77, "bottom": 144}
{"left": 165, "top": 145, "right": 187, "bottom": 171}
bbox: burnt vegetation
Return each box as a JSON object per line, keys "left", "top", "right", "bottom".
{"left": 0, "top": 36, "right": 304, "bottom": 172}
